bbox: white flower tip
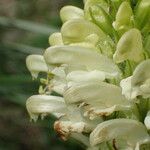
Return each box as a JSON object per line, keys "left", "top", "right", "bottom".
{"left": 26, "top": 55, "right": 48, "bottom": 78}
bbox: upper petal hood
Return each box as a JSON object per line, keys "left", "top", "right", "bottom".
{"left": 64, "top": 82, "right": 131, "bottom": 117}
{"left": 26, "top": 55, "right": 48, "bottom": 78}
{"left": 44, "top": 45, "right": 121, "bottom": 78}
{"left": 26, "top": 95, "right": 67, "bottom": 121}
{"left": 90, "top": 119, "right": 150, "bottom": 149}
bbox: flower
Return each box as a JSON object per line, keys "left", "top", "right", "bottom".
{"left": 26, "top": 0, "right": 150, "bottom": 149}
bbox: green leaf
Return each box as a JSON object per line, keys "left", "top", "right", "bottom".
{"left": 0, "top": 16, "right": 58, "bottom": 35}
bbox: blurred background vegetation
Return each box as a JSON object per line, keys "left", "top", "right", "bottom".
{"left": 0, "top": 0, "right": 84, "bottom": 149}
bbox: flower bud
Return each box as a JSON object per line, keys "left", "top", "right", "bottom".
{"left": 113, "top": 1, "right": 133, "bottom": 35}
{"left": 60, "top": 5, "right": 84, "bottom": 23}
{"left": 113, "top": 28, "right": 143, "bottom": 63}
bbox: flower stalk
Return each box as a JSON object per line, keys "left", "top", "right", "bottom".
{"left": 26, "top": 0, "right": 150, "bottom": 149}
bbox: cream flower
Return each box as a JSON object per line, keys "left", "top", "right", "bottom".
{"left": 26, "top": 0, "right": 150, "bottom": 149}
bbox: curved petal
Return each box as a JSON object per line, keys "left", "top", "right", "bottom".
{"left": 90, "top": 119, "right": 150, "bottom": 149}
{"left": 60, "top": 5, "right": 84, "bottom": 22}
{"left": 64, "top": 82, "right": 128, "bottom": 104}
{"left": 26, "top": 95, "right": 66, "bottom": 121}
{"left": 64, "top": 82, "right": 131, "bottom": 117}
{"left": 44, "top": 45, "right": 121, "bottom": 78}
{"left": 113, "top": 28, "right": 144, "bottom": 63}
{"left": 26, "top": 55, "right": 48, "bottom": 78}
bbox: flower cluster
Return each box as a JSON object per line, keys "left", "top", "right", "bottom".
{"left": 26, "top": 0, "right": 150, "bottom": 149}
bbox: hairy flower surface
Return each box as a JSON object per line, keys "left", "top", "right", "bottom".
{"left": 26, "top": 0, "right": 150, "bottom": 149}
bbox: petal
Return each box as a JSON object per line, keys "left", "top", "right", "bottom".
{"left": 113, "top": 1, "right": 133, "bottom": 34}
{"left": 44, "top": 45, "right": 121, "bottom": 78}
{"left": 51, "top": 67, "right": 67, "bottom": 94}
{"left": 61, "top": 19, "right": 106, "bottom": 45}
{"left": 68, "top": 34, "right": 100, "bottom": 49}
{"left": 54, "top": 105, "right": 101, "bottom": 139}
{"left": 132, "top": 59, "right": 150, "bottom": 86}
{"left": 60, "top": 6, "right": 84, "bottom": 23}
{"left": 121, "top": 60, "right": 150, "bottom": 99}
{"left": 113, "top": 28, "right": 144, "bottom": 63}
{"left": 51, "top": 66, "right": 66, "bottom": 78}
{"left": 83, "top": 105, "right": 131, "bottom": 120}
{"left": 26, "top": 95, "right": 66, "bottom": 121}
{"left": 69, "top": 42, "right": 98, "bottom": 49}
{"left": 140, "top": 79, "right": 150, "bottom": 98}
{"left": 54, "top": 121, "right": 92, "bottom": 141}
{"left": 90, "top": 119, "right": 150, "bottom": 148}
{"left": 49, "top": 32, "right": 63, "bottom": 46}
{"left": 64, "top": 82, "right": 131, "bottom": 116}
{"left": 50, "top": 79, "right": 66, "bottom": 94}
{"left": 66, "top": 105, "right": 102, "bottom": 126}
{"left": 63, "top": 64, "right": 87, "bottom": 74}
{"left": 120, "top": 76, "right": 139, "bottom": 100}
{"left": 66, "top": 70, "right": 105, "bottom": 85}
{"left": 144, "top": 111, "right": 150, "bottom": 130}
{"left": 26, "top": 55, "right": 48, "bottom": 78}
{"left": 64, "top": 82, "right": 128, "bottom": 105}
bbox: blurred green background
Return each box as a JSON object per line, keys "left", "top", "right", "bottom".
{"left": 0, "top": 0, "right": 84, "bottom": 150}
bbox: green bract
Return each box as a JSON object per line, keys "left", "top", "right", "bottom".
{"left": 26, "top": 0, "right": 150, "bottom": 149}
